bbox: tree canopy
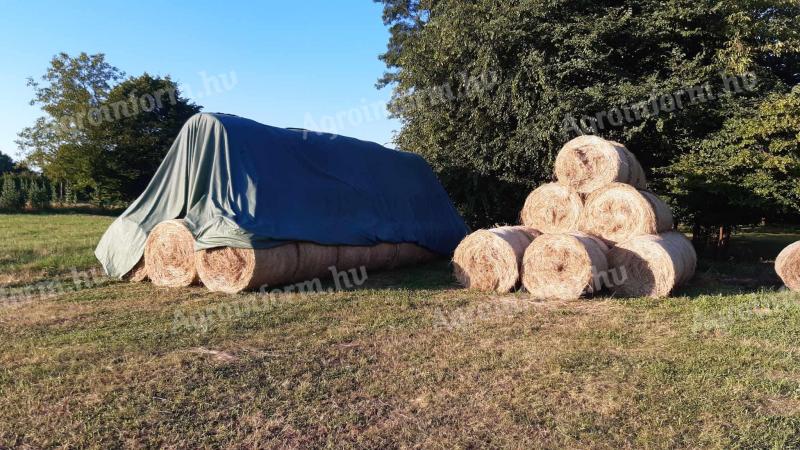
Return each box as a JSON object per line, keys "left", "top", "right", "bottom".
{"left": 0, "top": 151, "right": 13, "bottom": 173}
{"left": 376, "top": 0, "right": 800, "bottom": 239}
{"left": 17, "top": 52, "right": 200, "bottom": 204}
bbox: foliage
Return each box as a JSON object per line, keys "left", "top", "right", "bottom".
{"left": 376, "top": 0, "right": 800, "bottom": 228}
{"left": 25, "top": 180, "right": 51, "bottom": 210}
{"left": 664, "top": 86, "right": 800, "bottom": 250}
{"left": 0, "top": 150, "right": 13, "bottom": 173}
{"left": 0, "top": 174, "right": 25, "bottom": 211}
{"left": 16, "top": 53, "right": 200, "bottom": 205}
{"left": 92, "top": 74, "right": 201, "bottom": 202}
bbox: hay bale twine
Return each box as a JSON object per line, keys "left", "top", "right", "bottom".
{"left": 521, "top": 232, "right": 609, "bottom": 300}
{"left": 195, "top": 244, "right": 299, "bottom": 294}
{"left": 144, "top": 219, "right": 199, "bottom": 287}
{"left": 452, "top": 226, "right": 540, "bottom": 293}
{"left": 124, "top": 258, "right": 148, "bottom": 282}
{"left": 293, "top": 242, "right": 339, "bottom": 281}
{"left": 579, "top": 183, "right": 673, "bottom": 245}
{"left": 555, "top": 136, "right": 647, "bottom": 194}
{"left": 775, "top": 241, "right": 800, "bottom": 291}
{"left": 606, "top": 231, "right": 697, "bottom": 298}
{"left": 520, "top": 183, "right": 583, "bottom": 233}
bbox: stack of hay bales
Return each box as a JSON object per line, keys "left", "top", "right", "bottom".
{"left": 453, "top": 135, "right": 697, "bottom": 299}
{"left": 127, "top": 233, "right": 435, "bottom": 294}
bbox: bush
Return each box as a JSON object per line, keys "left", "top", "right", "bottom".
{"left": 0, "top": 175, "right": 25, "bottom": 211}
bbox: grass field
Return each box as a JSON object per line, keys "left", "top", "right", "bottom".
{"left": 2, "top": 213, "right": 800, "bottom": 448}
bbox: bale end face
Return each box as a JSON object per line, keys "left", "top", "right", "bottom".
{"left": 579, "top": 183, "right": 673, "bottom": 245}
{"left": 555, "top": 136, "right": 646, "bottom": 194}
{"left": 144, "top": 219, "right": 199, "bottom": 288}
{"left": 776, "top": 241, "right": 800, "bottom": 291}
{"left": 520, "top": 183, "right": 583, "bottom": 234}
{"left": 452, "top": 226, "right": 538, "bottom": 293}
{"left": 521, "top": 232, "right": 609, "bottom": 300}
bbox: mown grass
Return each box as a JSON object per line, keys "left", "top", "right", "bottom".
{"left": 1, "top": 214, "right": 800, "bottom": 448}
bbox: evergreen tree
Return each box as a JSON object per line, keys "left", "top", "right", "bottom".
{"left": 0, "top": 174, "right": 25, "bottom": 211}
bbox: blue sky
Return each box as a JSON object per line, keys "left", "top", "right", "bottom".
{"left": 0, "top": 0, "right": 400, "bottom": 160}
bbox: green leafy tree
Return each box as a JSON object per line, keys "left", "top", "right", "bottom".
{"left": 17, "top": 52, "right": 124, "bottom": 192}
{"left": 0, "top": 174, "right": 25, "bottom": 211}
{"left": 0, "top": 151, "right": 13, "bottom": 173}
{"left": 17, "top": 53, "right": 201, "bottom": 204}
{"left": 92, "top": 74, "right": 200, "bottom": 202}
{"left": 376, "top": 0, "right": 800, "bottom": 228}
{"left": 664, "top": 86, "right": 800, "bottom": 250}
{"left": 26, "top": 180, "right": 50, "bottom": 210}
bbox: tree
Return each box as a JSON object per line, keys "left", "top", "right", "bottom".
{"left": 17, "top": 52, "right": 124, "bottom": 189}
{"left": 664, "top": 86, "right": 800, "bottom": 251}
{"left": 376, "top": 0, "right": 800, "bottom": 229}
{"left": 25, "top": 179, "right": 50, "bottom": 210}
{"left": 0, "top": 174, "right": 25, "bottom": 211}
{"left": 16, "top": 53, "right": 201, "bottom": 204}
{"left": 0, "top": 151, "right": 13, "bottom": 173}
{"left": 92, "top": 74, "right": 201, "bottom": 202}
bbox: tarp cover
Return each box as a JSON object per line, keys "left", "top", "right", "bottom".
{"left": 96, "top": 113, "right": 469, "bottom": 278}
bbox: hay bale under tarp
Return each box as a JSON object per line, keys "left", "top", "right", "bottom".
{"left": 521, "top": 232, "right": 609, "bottom": 300}
{"left": 395, "top": 243, "right": 437, "bottom": 267}
{"left": 579, "top": 183, "right": 673, "bottom": 245}
{"left": 338, "top": 242, "right": 436, "bottom": 272}
{"left": 144, "top": 219, "right": 199, "bottom": 287}
{"left": 197, "top": 242, "right": 438, "bottom": 294}
{"left": 292, "top": 242, "right": 339, "bottom": 281}
{"left": 520, "top": 183, "right": 583, "bottom": 233}
{"left": 195, "top": 244, "right": 299, "bottom": 294}
{"left": 124, "top": 258, "right": 148, "bottom": 282}
{"left": 776, "top": 241, "right": 800, "bottom": 291}
{"left": 606, "top": 231, "right": 697, "bottom": 298}
{"left": 554, "top": 136, "right": 647, "bottom": 194}
{"left": 452, "top": 226, "right": 540, "bottom": 293}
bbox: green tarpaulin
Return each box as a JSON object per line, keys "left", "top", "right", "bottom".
{"left": 96, "top": 113, "right": 469, "bottom": 278}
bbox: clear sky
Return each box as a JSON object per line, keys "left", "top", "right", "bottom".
{"left": 0, "top": 0, "right": 400, "bottom": 160}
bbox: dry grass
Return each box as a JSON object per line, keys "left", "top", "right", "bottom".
{"left": 2, "top": 214, "right": 800, "bottom": 448}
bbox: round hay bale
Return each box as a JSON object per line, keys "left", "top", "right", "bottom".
{"left": 452, "top": 226, "right": 540, "bottom": 293}
{"left": 293, "top": 242, "right": 339, "bottom": 281}
{"left": 606, "top": 231, "right": 697, "bottom": 298}
{"left": 337, "top": 243, "right": 431, "bottom": 273}
{"left": 775, "top": 241, "right": 800, "bottom": 291}
{"left": 521, "top": 232, "right": 609, "bottom": 300}
{"left": 144, "top": 219, "right": 199, "bottom": 287}
{"left": 337, "top": 246, "right": 373, "bottom": 272}
{"left": 124, "top": 258, "right": 148, "bottom": 282}
{"left": 579, "top": 183, "right": 673, "bottom": 245}
{"left": 520, "top": 183, "right": 583, "bottom": 233}
{"left": 195, "top": 243, "right": 299, "bottom": 294}
{"left": 555, "top": 136, "right": 647, "bottom": 194}
{"left": 366, "top": 243, "right": 399, "bottom": 271}
{"left": 395, "top": 243, "right": 437, "bottom": 267}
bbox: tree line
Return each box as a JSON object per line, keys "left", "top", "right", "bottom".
{"left": 2, "top": 52, "right": 201, "bottom": 210}
{"left": 376, "top": 0, "right": 800, "bottom": 251}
